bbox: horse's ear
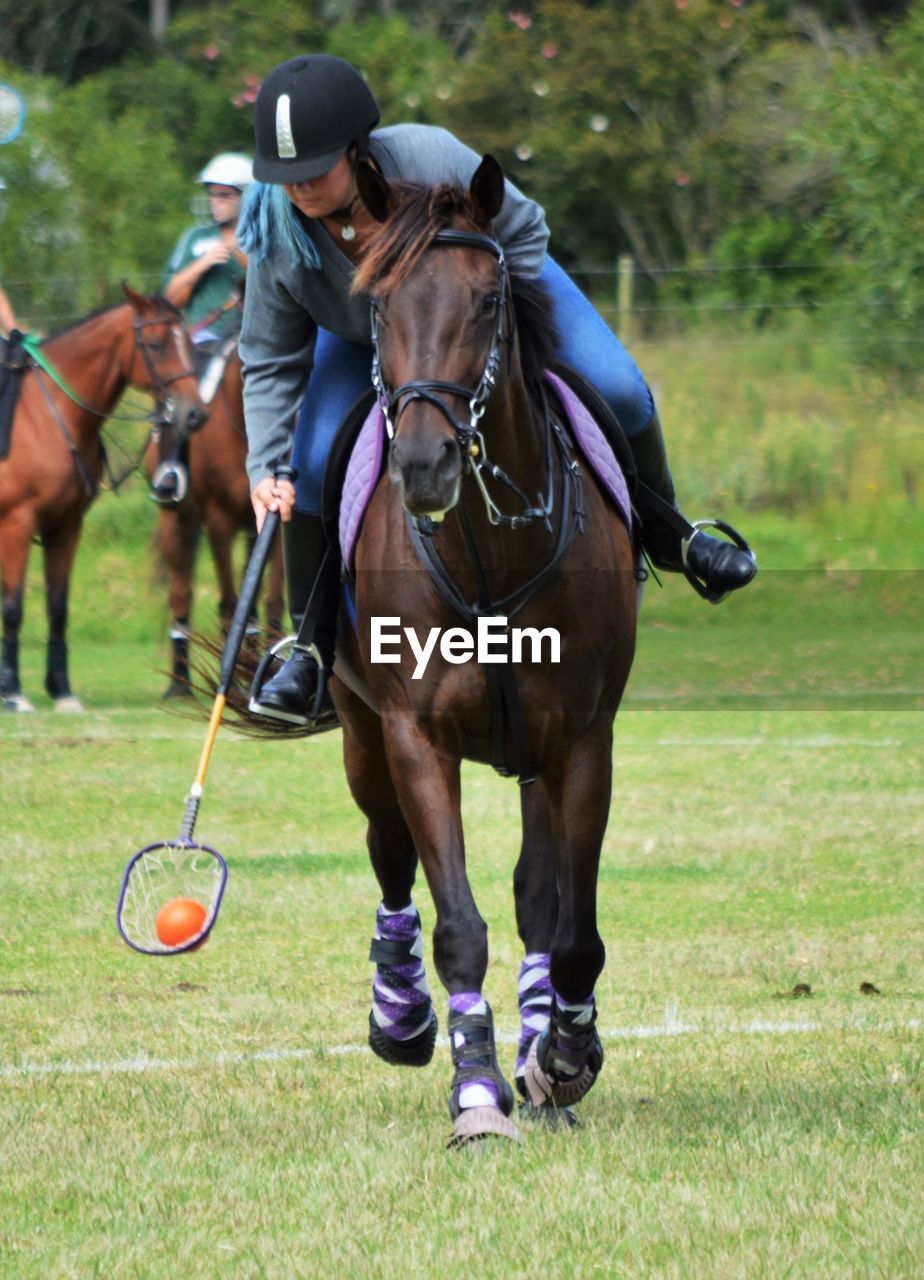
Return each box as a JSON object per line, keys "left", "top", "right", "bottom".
{"left": 469, "top": 154, "right": 505, "bottom": 227}
{"left": 357, "top": 160, "right": 393, "bottom": 223}
{"left": 122, "top": 281, "right": 153, "bottom": 312}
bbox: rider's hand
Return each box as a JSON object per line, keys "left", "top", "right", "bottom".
{"left": 199, "top": 241, "right": 232, "bottom": 270}
{"left": 252, "top": 475, "right": 296, "bottom": 531}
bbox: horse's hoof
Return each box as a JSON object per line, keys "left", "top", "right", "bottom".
{"left": 523, "top": 1034, "right": 600, "bottom": 1109}
{"left": 368, "top": 1010, "right": 437, "bottom": 1068}
{"left": 518, "top": 1099, "right": 579, "bottom": 1131}
{"left": 162, "top": 680, "right": 193, "bottom": 700}
{"left": 2, "top": 694, "right": 35, "bottom": 713}
{"left": 53, "top": 695, "right": 85, "bottom": 714}
{"left": 446, "top": 1107, "right": 524, "bottom": 1149}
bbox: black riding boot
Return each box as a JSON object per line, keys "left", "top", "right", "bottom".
{"left": 630, "top": 411, "right": 756, "bottom": 601}
{"left": 248, "top": 510, "right": 339, "bottom": 726}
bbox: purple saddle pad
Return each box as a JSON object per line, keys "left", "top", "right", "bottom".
{"left": 542, "top": 370, "right": 632, "bottom": 533}
{"left": 339, "top": 402, "right": 386, "bottom": 572}
{"left": 339, "top": 376, "right": 632, "bottom": 571}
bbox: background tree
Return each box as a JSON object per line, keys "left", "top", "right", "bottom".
{"left": 796, "top": 2, "right": 924, "bottom": 386}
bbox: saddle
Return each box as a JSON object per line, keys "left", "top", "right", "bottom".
{"left": 192, "top": 332, "right": 239, "bottom": 405}
{"left": 0, "top": 331, "right": 31, "bottom": 461}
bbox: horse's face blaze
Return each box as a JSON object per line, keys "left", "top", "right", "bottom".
{"left": 128, "top": 294, "right": 207, "bottom": 437}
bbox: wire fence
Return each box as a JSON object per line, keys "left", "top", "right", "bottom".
{"left": 1, "top": 259, "right": 912, "bottom": 339}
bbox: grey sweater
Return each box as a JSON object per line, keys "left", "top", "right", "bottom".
{"left": 239, "top": 124, "right": 550, "bottom": 488}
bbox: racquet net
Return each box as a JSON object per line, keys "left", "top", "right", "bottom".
{"left": 117, "top": 841, "right": 227, "bottom": 955}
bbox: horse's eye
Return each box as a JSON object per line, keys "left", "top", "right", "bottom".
{"left": 147, "top": 341, "right": 165, "bottom": 355}
{"left": 481, "top": 295, "right": 500, "bottom": 319}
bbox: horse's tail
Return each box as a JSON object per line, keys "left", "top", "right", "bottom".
{"left": 185, "top": 630, "right": 316, "bottom": 739}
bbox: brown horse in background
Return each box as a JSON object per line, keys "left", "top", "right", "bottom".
{"left": 0, "top": 286, "right": 204, "bottom": 712}
{"left": 145, "top": 343, "right": 284, "bottom": 697}
{"left": 326, "top": 158, "right": 638, "bottom": 1146}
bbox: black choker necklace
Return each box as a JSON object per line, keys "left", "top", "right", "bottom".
{"left": 330, "top": 195, "right": 361, "bottom": 241}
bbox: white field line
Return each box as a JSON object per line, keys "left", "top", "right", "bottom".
{"left": 1, "top": 718, "right": 916, "bottom": 751}
{"left": 1, "top": 1015, "right": 918, "bottom": 1083}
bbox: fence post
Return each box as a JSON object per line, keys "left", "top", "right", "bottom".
{"left": 617, "top": 254, "right": 634, "bottom": 343}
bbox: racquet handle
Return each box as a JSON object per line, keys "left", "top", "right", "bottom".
{"left": 217, "top": 463, "right": 295, "bottom": 693}
{"left": 217, "top": 508, "right": 282, "bottom": 695}
{"left": 180, "top": 467, "right": 294, "bottom": 834}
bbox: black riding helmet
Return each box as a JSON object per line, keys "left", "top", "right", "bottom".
{"left": 252, "top": 55, "right": 380, "bottom": 184}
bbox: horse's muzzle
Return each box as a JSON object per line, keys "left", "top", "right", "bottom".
{"left": 389, "top": 431, "right": 462, "bottom": 519}
{"left": 162, "top": 396, "right": 208, "bottom": 438}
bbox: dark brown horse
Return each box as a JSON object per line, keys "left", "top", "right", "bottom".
{"left": 326, "top": 157, "right": 638, "bottom": 1146}
{"left": 0, "top": 286, "right": 204, "bottom": 711}
{"left": 145, "top": 344, "right": 284, "bottom": 697}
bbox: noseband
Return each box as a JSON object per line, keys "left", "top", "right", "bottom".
{"left": 370, "top": 229, "right": 511, "bottom": 449}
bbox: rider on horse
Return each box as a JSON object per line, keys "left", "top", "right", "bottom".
{"left": 153, "top": 152, "right": 253, "bottom": 504}
{"left": 239, "top": 55, "right": 757, "bottom": 726}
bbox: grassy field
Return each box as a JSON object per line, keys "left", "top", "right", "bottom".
{"left": 1, "top": 328, "right": 921, "bottom": 1277}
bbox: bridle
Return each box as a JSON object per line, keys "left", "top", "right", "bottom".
{"left": 371, "top": 228, "right": 510, "bottom": 449}
{"left": 132, "top": 309, "right": 199, "bottom": 424}
{"left": 25, "top": 304, "right": 199, "bottom": 497}
{"left": 25, "top": 305, "right": 197, "bottom": 425}
{"left": 369, "top": 228, "right": 564, "bottom": 529}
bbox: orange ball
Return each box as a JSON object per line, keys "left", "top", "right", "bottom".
{"left": 156, "top": 897, "right": 207, "bottom": 948}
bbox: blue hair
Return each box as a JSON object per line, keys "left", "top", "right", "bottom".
{"left": 237, "top": 182, "right": 321, "bottom": 269}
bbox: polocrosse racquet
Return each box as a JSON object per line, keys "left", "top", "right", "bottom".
{"left": 118, "top": 497, "right": 286, "bottom": 954}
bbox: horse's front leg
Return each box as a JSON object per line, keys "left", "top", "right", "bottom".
{"left": 382, "top": 713, "right": 521, "bottom": 1146}
{"left": 204, "top": 506, "right": 238, "bottom": 631}
{"left": 1, "top": 510, "right": 34, "bottom": 711}
{"left": 523, "top": 720, "right": 612, "bottom": 1112}
{"left": 512, "top": 780, "right": 559, "bottom": 1098}
{"left": 42, "top": 525, "right": 84, "bottom": 711}
{"left": 157, "top": 506, "right": 200, "bottom": 697}
{"left": 336, "top": 680, "right": 437, "bottom": 1068}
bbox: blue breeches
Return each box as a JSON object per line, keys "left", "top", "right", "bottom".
{"left": 290, "top": 255, "right": 654, "bottom": 514}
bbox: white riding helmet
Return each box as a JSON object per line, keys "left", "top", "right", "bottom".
{"left": 198, "top": 152, "right": 254, "bottom": 190}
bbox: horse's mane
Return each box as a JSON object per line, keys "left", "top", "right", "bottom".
{"left": 42, "top": 295, "right": 179, "bottom": 344}
{"left": 353, "top": 180, "right": 558, "bottom": 393}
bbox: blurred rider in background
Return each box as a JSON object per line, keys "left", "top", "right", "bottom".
{"left": 153, "top": 152, "right": 252, "bottom": 503}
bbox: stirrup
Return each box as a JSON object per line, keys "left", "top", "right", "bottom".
{"left": 150, "top": 461, "right": 189, "bottom": 507}
{"left": 681, "top": 518, "right": 756, "bottom": 604}
{"left": 247, "top": 635, "right": 336, "bottom": 728}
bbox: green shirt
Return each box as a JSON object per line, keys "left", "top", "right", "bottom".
{"left": 162, "top": 223, "right": 245, "bottom": 339}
